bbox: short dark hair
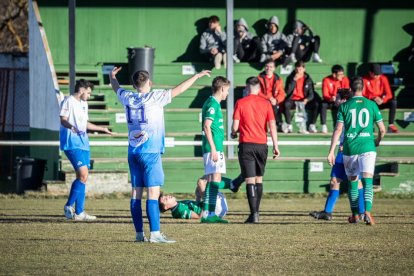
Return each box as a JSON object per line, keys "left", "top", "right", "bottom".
{"left": 209, "top": 15, "right": 219, "bottom": 23}
{"left": 351, "top": 77, "right": 364, "bottom": 92}
{"left": 132, "top": 70, "right": 150, "bottom": 89}
{"left": 212, "top": 76, "right": 230, "bottom": 93}
{"left": 264, "top": 59, "right": 275, "bottom": 66}
{"left": 74, "top": 79, "right": 94, "bottom": 93}
{"left": 246, "top": 76, "right": 260, "bottom": 86}
{"left": 158, "top": 193, "right": 168, "bottom": 213}
{"left": 331, "top": 64, "right": 344, "bottom": 74}
{"left": 295, "top": 60, "right": 305, "bottom": 68}
{"left": 369, "top": 63, "right": 382, "bottom": 75}
{"left": 337, "top": 88, "right": 353, "bottom": 101}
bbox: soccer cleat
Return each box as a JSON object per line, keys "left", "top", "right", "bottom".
{"left": 229, "top": 177, "right": 243, "bottom": 193}
{"left": 201, "top": 215, "right": 228, "bottom": 223}
{"left": 244, "top": 212, "right": 259, "bottom": 223}
{"left": 348, "top": 214, "right": 360, "bottom": 224}
{"left": 74, "top": 212, "right": 97, "bottom": 222}
{"left": 135, "top": 232, "right": 148, "bottom": 242}
{"left": 309, "top": 211, "right": 332, "bottom": 220}
{"left": 312, "top": 53, "right": 323, "bottom": 63}
{"left": 149, "top": 232, "right": 176, "bottom": 243}
{"left": 308, "top": 124, "right": 318, "bottom": 133}
{"left": 64, "top": 205, "right": 75, "bottom": 219}
{"left": 364, "top": 212, "right": 375, "bottom": 225}
{"left": 387, "top": 125, "right": 399, "bottom": 133}
{"left": 321, "top": 124, "right": 328, "bottom": 134}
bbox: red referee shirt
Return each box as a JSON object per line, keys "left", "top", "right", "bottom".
{"left": 233, "top": 94, "right": 275, "bottom": 144}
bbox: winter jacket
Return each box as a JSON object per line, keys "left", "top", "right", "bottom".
{"left": 285, "top": 72, "right": 315, "bottom": 101}
{"left": 258, "top": 72, "right": 286, "bottom": 104}
{"left": 362, "top": 74, "right": 393, "bottom": 103}
{"left": 285, "top": 20, "right": 315, "bottom": 48}
{"left": 200, "top": 29, "right": 227, "bottom": 54}
{"left": 322, "top": 75, "right": 350, "bottom": 101}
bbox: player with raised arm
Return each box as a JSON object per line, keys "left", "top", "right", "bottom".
{"left": 327, "top": 77, "right": 386, "bottom": 225}
{"left": 201, "top": 76, "right": 230, "bottom": 223}
{"left": 310, "top": 88, "right": 365, "bottom": 221}
{"left": 61, "top": 79, "right": 112, "bottom": 221}
{"left": 109, "top": 67, "right": 210, "bottom": 242}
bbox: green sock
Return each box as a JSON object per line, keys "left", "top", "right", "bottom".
{"left": 202, "top": 182, "right": 219, "bottom": 213}
{"left": 363, "top": 178, "right": 374, "bottom": 212}
{"left": 219, "top": 177, "right": 231, "bottom": 189}
{"left": 348, "top": 180, "right": 359, "bottom": 215}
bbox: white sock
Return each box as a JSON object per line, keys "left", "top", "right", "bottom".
{"left": 150, "top": 231, "right": 160, "bottom": 237}
{"left": 202, "top": 210, "right": 209, "bottom": 219}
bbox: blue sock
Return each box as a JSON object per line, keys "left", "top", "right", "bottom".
{"left": 130, "top": 199, "right": 143, "bottom": 232}
{"left": 66, "top": 179, "right": 82, "bottom": 207}
{"left": 146, "top": 199, "right": 160, "bottom": 232}
{"left": 324, "top": 189, "right": 339, "bottom": 213}
{"left": 358, "top": 188, "right": 365, "bottom": 214}
{"left": 75, "top": 181, "right": 86, "bottom": 215}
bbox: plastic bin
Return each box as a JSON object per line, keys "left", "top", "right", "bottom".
{"left": 127, "top": 47, "right": 155, "bottom": 82}
{"left": 16, "top": 157, "right": 47, "bottom": 194}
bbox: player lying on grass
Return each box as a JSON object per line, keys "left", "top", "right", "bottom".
{"left": 159, "top": 192, "right": 228, "bottom": 220}
{"left": 310, "top": 88, "right": 366, "bottom": 222}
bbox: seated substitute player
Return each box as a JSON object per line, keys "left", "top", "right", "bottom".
{"left": 309, "top": 88, "right": 365, "bottom": 221}
{"left": 328, "top": 77, "right": 386, "bottom": 225}
{"left": 201, "top": 76, "right": 230, "bottom": 223}
{"left": 159, "top": 193, "right": 228, "bottom": 220}
{"left": 61, "top": 79, "right": 112, "bottom": 221}
{"left": 258, "top": 59, "right": 286, "bottom": 131}
{"left": 109, "top": 67, "right": 210, "bottom": 243}
{"left": 320, "top": 64, "right": 350, "bottom": 133}
{"left": 362, "top": 63, "right": 398, "bottom": 133}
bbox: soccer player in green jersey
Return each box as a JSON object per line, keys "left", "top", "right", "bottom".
{"left": 328, "top": 77, "right": 386, "bottom": 225}
{"left": 201, "top": 76, "right": 230, "bottom": 223}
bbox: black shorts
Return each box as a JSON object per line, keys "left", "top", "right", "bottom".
{"left": 238, "top": 143, "right": 268, "bottom": 178}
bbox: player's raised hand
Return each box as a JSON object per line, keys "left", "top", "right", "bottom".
{"left": 273, "top": 147, "right": 280, "bottom": 159}
{"left": 197, "top": 70, "right": 211, "bottom": 79}
{"left": 111, "top": 67, "right": 122, "bottom": 79}
{"left": 327, "top": 152, "right": 335, "bottom": 166}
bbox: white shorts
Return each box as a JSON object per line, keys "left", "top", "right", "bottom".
{"left": 343, "top": 152, "right": 377, "bottom": 177}
{"left": 203, "top": 151, "right": 226, "bottom": 175}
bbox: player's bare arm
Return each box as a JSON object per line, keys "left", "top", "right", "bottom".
{"left": 327, "top": 122, "right": 344, "bottom": 166}
{"left": 375, "top": 121, "right": 386, "bottom": 147}
{"left": 60, "top": 116, "right": 77, "bottom": 133}
{"left": 231, "top": 119, "right": 239, "bottom": 139}
{"left": 268, "top": 120, "right": 280, "bottom": 158}
{"left": 87, "top": 122, "right": 113, "bottom": 135}
{"left": 109, "top": 67, "right": 122, "bottom": 93}
{"left": 171, "top": 70, "right": 211, "bottom": 98}
{"left": 203, "top": 119, "right": 218, "bottom": 162}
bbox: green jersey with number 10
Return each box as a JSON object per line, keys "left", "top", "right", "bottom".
{"left": 337, "top": 96, "right": 383, "bottom": 156}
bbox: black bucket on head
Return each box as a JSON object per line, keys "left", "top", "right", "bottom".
{"left": 127, "top": 47, "right": 155, "bottom": 84}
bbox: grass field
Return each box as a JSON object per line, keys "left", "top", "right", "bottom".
{"left": 0, "top": 196, "right": 413, "bottom": 275}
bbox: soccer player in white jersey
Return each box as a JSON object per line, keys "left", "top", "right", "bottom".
{"left": 328, "top": 77, "right": 386, "bottom": 225}
{"left": 60, "top": 79, "right": 112, "bottom": 221}
{"left": 109, "top": 67, "right": 210, "bottom": 243}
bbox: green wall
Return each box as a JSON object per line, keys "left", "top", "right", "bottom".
{"left": 37, "top": 1, "right": 414, "bottom": 65}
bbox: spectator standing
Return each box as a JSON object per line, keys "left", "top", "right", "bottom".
{"left": 321, "top": 64, "right": 350, "bottom": 133}
{"left": 362, "top": 63, "right": 398, "bottom": 133}
{"left": 200, "top": 15, "right": 227, "bottom": 69}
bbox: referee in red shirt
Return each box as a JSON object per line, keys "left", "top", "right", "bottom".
{"left": 231, "top": 77, "right": 280, "bottom": 223}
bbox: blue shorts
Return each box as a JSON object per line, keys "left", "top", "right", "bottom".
{"left": 330, "top": 162, "right": 346, "bottom": 181}
{"left": 128, "top": 152, "right": 164, "bottom": 188}
{"left": 64, "top": 149, "right": 90, "bottom": 171}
